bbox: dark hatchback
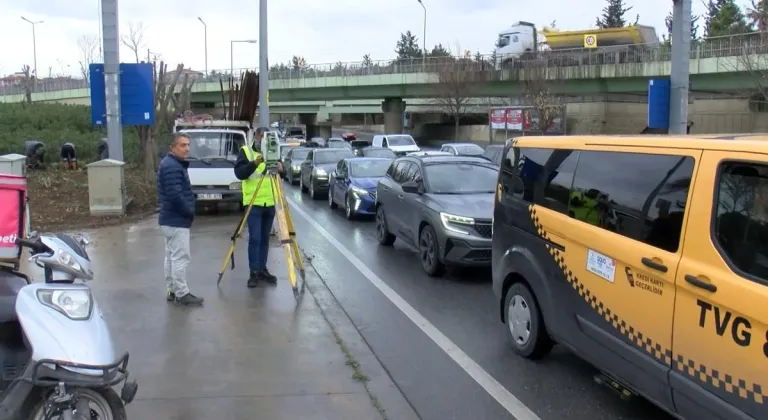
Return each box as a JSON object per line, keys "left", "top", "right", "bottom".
{"left": 375, "top": 155, "right": 498, "bottom": 276}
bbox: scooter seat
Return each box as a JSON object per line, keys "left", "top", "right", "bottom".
{"left": 0, "top": 271, "right": 27, "bottom": 323}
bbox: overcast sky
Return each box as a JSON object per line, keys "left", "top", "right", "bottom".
{"left": 0, "top": 0, "right": 750, "bottom": 78}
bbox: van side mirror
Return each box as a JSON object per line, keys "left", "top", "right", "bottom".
{"left": 402, "top": 180, "right": 421, "bottom": 194}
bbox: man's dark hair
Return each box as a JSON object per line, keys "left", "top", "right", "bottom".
{"left": 170, "top": 132, "right": 189, "bottom": 147}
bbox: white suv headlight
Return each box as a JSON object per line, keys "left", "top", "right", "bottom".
{"left": 37, "top": 289, "right": 93, "bottom": 320}
{"left": 440, "top": 212, "right": 475, "bottom": 235}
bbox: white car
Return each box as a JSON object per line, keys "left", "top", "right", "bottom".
{"left": 371, "top": 134, "right": 420, "bottom": 156}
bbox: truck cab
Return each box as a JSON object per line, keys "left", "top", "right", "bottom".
{"left": 172, "top": 120, "right": 252, "bottom": 205}
{"left": 495, "top": 21, "right": 538, "bottom": 68}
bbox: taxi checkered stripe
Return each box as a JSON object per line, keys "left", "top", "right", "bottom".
{"left": 527, "top": 205, "right": 767, "bottom": 404}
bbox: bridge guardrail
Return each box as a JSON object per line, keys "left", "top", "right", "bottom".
{"left": 1, "top": 31, "right": 766, "bottom": 97}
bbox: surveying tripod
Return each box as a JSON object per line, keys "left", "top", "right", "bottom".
{"left": 216, "top": 165, "right": 306, "bottom": 300}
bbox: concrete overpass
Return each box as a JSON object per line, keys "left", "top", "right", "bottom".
{"left": 1, "top": 31, "right": 766, "bottom": 134}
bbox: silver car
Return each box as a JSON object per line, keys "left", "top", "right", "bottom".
{"left": 299, "top": 148, "right": 355, "bottom": 199}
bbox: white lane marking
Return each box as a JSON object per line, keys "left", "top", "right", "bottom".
{"left": 287, "top": 198, "right": 541, "bottom": 420}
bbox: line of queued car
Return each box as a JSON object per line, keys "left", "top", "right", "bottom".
{"left": 279, "top": 135, "right": 505, "bottom": 276}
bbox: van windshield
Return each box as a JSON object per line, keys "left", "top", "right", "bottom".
{"left": 185, "top": 132, "right": 245, "bottom": 159}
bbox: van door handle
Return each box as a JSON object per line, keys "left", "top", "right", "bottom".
{"left": 398, "top": 195, "right": 404, "bottom": 200}
{"left": 641, "top": 257, "right": 668, "bottom": 273}
{"left": 685, "top": 275, "right": 717, "bottom": 292}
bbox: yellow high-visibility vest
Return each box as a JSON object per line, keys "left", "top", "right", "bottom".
{"left": 241, "top": 146, "right": 274, "bottom": 206}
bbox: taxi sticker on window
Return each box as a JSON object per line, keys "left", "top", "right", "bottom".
{"left": 586, "top": 249, "right": 616, "bottom": 282}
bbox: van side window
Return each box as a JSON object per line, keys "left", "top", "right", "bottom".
{"left": 571, "top": 151, "right": 694, "bottom": 253}
{"left": 714, "top": 162, "right": 768, "bottom": 282}
{"left": 502, "top": 147, "right": 578, "bottom": 214}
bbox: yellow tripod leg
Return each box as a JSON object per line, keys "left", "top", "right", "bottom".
{"left": 216, "top": 174, "right": 266, "bottom": 285}
{"left": 270, "top": 174, "right": 301, "bottom": 299}
{"left": 274, "top": 177, "right": 305, "bottom": 279}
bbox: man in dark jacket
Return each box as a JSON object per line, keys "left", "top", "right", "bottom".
{"left": 156, "top": 133, "right": 204, "bottom": 306}
{"left": 234, "top": 127, "right": 283, "bottom": 288}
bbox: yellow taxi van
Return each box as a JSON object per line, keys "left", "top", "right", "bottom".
{"left": 492, "top": 134, "right": 768, "bottom": 420}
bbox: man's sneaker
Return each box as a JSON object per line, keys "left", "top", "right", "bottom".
{"left": 175, "top": 293, "right": 204, "bottom": 306}
{"left": 261, "top": 269, "right": 277, "bottom": 284}
{"left": 166, "top": 291, "right": 176, "bottom": 302}
{"left": 247, "top": 271, "right": 261, "bottom": 288}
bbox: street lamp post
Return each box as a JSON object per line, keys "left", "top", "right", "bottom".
{"left": 230, "top": 39, "right": 258, "bottom": 79}
{"left": 417, "top": 0, "right": 426, "bottom": 68}
{"left": 197, "top": 17, "right": 208, "bottom": 75}
{"left": 21, "top": 17, "right": 43, "bottom": 80}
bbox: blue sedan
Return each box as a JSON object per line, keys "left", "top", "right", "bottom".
{"left": 328, "top": 157, "right": 393, "bottom": 219}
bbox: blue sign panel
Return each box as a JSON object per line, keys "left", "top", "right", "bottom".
{"left": 89, "top": 63, "right": 155, "bottom": 126}
{"left": 89, "top": 64, "right": 106, "bottom": 126}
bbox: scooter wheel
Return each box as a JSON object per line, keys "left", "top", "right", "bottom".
{"left": 24, "top": 387, "right": 127, "bottom": 420}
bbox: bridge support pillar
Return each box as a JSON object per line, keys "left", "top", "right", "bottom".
{"left": 381, "top": 97, "right": 405, "bottom": 134}
{"left": 299, "top": 113, "right": 332, "bottom": 139}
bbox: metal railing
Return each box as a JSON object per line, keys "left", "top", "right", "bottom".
{"left": 1, "top": 31, "right": 766, "bottom": 97}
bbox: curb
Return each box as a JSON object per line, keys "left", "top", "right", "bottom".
{"left": 302, "top": 255, "right": 421, "bottom": 420}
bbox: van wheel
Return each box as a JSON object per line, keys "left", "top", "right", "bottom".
{"left": 504, "top": 283, "right": 553, "bottom": 359}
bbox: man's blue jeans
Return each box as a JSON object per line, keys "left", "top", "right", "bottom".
{"left": 247, "top": 205, "right": 275, "bottom": 272}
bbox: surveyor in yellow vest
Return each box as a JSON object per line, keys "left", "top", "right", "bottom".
{"left": 234, "top": 127, "right": 284, "bottom": 288}
{"left": 569, "top": 190, "right": 601, "bottom": 226}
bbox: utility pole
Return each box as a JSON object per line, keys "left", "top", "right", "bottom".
{"left": 669, "top": 0, "right": 692, "bottom": 134}
{"left": 259, "top": 0, "right": 270, "bottom": 128}
{"left": 198, "top": 17, "right": 208, "bottom": 75}
{"left": 417, "top": 0, "right": 427, "bottom": 68}
{"left": 21, "top": 17, "right": 43, "bottom": 81}
{"left": 100, "top": 0, "right": 123, "bottom": 161}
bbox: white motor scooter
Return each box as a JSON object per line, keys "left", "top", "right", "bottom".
{"left": 0, "top": 233, "right": 137, "bottom": 420}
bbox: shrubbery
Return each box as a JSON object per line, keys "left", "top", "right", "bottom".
{"left": 0, "top": 103, "right": 141, "bottom": 163}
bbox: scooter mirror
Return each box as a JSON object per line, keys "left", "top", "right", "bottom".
{"left": 79, "top": 238, "right": 90, "bottom": 247}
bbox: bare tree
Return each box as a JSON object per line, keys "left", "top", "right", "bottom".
{"left": 731, "top": 38, "right": 768, "bottom": 111}
{"left": 432, "top": 58, "right": 485, "bottom": 140}
{"left": 135, "top": 62, "right": 196, "bottom": 181}
{"left": 521, "top": 65, "right": 564, "bottom": 134}
{"left": 20, "top": 65, "right": 33, "bottom": 104}
{"left": 77, "top": 34, "right": 99, "bottom": 82}
{"left": 120, "top": 21, "right": 146, "bottom": 63}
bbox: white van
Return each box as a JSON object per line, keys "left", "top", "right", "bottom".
{"left": 173, "top": 120, "right": 251, "bottom": 205}
{"left": 371, "top": 134, "right": 420, "bottom": 156}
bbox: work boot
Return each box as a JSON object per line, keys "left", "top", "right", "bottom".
{"left": 247, "top": 271, "right": 261, "bottom": 288}
{"left": 261, "top": 268, "right": 277, "bottom": 284}
{"left": 166, "top": 291, "right": 176, "bottom": 302}
{"left": 175, "top": 293, "right": 204, "bottom": 306}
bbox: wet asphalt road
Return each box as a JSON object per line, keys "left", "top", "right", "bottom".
{"left": 275, "top": 132, "right": 674, "bottom": 420}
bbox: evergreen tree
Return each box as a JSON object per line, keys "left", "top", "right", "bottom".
{"left": 747, "top": 0, "right": 768, "bottom": 31}
{"left": 704, "top": 0, "right": 752, "bottom": 37}
{"left": 395, "top": 31, "right": 422, "bottom": 60}
{"left": 427, "top": 44, "right": 451, "bottom": 57}
{"left": 595, "top": 0, "right": 638, "bottom": 28}
{"left": 664, "top": 11, "right": 700, "bottom": 42}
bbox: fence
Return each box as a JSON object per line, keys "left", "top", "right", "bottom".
{"left": 1, "top": 31, "right": 767, "bottom": 97}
